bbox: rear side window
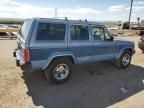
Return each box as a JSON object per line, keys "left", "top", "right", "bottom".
{"left": 36, "top": 23, "right": 66, "bottom": 41}
{"left": 70, "top": 25, "right": 89, "bottom": 40}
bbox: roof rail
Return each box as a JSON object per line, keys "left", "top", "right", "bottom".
{"left": 36, "top": 17, "right": 89, "bottom": 23}
{"left": 78, "top": 19, "right": 88, "bottom": 23}
{"left": 37, "top": 17, "right": 68, "bottom": 20}
{"left": 85, "top": 19, "right": 88, "bottom": 22}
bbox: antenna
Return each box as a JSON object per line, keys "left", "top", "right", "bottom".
{"left": 54, "top": 8, "right": 58, "bottom": 18}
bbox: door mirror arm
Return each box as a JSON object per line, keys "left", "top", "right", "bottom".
{"left": 111, "top": 37, "right": 114, "bottom": 41}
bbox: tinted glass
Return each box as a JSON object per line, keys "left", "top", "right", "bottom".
{"left": 70, "top": 25, "right": 89, "bottom": 40}
{"left": 36, "top": 23, "right": 66, "bottom": 40}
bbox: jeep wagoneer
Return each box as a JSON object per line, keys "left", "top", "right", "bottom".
{"left": 13, "top": 18, "right": 135, "bottom": 83}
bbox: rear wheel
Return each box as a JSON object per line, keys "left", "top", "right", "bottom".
{"left": 44, "top": 58, "right": 72, "bottom": 84}
{"left": 115, "top": 50, "right": 132, "bottom": 69}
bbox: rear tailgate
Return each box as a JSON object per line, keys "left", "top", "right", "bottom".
{"left": 13, "top": 34, "right": 25, "bottom": 66}
{"left": 14, "top": 19, "right": 34, "bottom": 65}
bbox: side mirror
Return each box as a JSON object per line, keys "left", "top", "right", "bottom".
{"left": 108, "top": 37, "right": 114, "bottom": 41}
{"left": 105, "top": 36, "right": 113, "bottom": 41}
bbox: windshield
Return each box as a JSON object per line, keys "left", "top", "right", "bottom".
{"left": 20, "top": 20, "right": 33, "bottom": 40}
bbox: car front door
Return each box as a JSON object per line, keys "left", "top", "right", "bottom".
{"left": 91, "top": 25, "right": 116, "bottom": 61}
{"left": 68, "top": 24, "right": 92, "bottom": 64}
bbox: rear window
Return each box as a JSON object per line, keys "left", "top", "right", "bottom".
{"left": 20, "top": 20, "right": 33, "bottom": 40}
{"left": 36, "top": 23, "right": 66, "bottom": 41}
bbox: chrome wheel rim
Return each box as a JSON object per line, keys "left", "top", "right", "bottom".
{"left": 54, "top": 64, "right": 69, "bottom": 80}
{"left": 122, "top": 54, "right": 130, "bottom": 66}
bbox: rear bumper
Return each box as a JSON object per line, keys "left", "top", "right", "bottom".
{"left": 21, "top": 62, "right": 32, "bottom": 72}
{"left": 13, "top": 49, "right": 32, "bottom": 72}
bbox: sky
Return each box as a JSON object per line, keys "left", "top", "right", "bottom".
{"left": 0, "top": 0, "right": 144, "bottom": 21}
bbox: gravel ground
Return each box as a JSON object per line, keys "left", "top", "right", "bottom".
{"left": 0, "top": 36, "right": 144, "bottom": 108}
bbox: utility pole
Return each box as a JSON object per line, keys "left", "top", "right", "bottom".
{"left": 54, "top": 8, "right": 58, "bottom": 18}
{"left": 128, "top": 0, "right": 134, "bottom": 29}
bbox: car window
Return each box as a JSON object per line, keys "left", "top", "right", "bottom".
{"left": 36, "top": 23, "right": 66, "bottom": 41}
{"left": 104, "top": 31, "right": 111, "bottom": 40}
{"left": 92, "top": 27, "right": 104, "bottom": 40}
{"left": 92, "top": 26, "right": 111, "bottom": 40}
{"left": 70, "top": 25, "right": 89, "bottom": 40}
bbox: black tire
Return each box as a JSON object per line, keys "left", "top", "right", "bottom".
{"left": 115, "top": 50, "right": 132, "bottom": 69}
{"left": 44, "top": 58, "right": 72, "bottom": 84}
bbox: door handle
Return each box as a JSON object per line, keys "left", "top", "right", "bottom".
{"left": 93, "top": 43, "right": 100, "bottom": 45}
{"left": 71, "top": 43, "right": 78, "bottom": 46}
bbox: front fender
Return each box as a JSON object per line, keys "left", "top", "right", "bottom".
{"left": 116, "top": 47, "right": 133, "bottom": 59}
{"left": 42, "top": 52, "right": 77, "bottom": 70}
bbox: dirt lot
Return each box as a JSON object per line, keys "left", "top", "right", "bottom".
{"left": 0, "top": 36, "right": 144, "bottom": 108}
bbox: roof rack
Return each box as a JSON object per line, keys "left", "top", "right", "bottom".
{"left": 85, "top": 19, "right": 88, "bottom": 22}
{"left": 79, "top": 19, "right": 88, "bottom": 23}
{"left": 54, "top": 17, "right": 68, "bottom": 20}
{"left": 37, "top": 17, "right": 68, "bottom": 20}
{"left": 36, "top": 17, "right": 89, "bottom": 23}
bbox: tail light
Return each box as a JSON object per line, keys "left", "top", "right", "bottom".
{"left": 140, "top": 36, "right": 144, "bottom": 42}
{"left": 24, "top": 48, "right": 30, "bottom": 63}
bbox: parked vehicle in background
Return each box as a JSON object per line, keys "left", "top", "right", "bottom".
{"left": 138, "top": 31, "right": 144, "bottom": 52}
{"left": 131, "top": 24, "right": 139, "bottom": 30}
{"left": 131, "top": 24, "right": 144, "bottom": 30}
{"left": 122, "top": 22, "right": 130, "bottom": 29}
{"left": 139, "top": 25, "right": 144, "bottom": 30}
{"left": 13, "top": 18, "right": 135, "bottom": 84}
{"left": 117, "top": 22, "right": 130, "bottom": 30}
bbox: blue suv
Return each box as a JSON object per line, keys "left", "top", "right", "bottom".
{"left": 13, "top": 18, "right": 135, "bottom": 83}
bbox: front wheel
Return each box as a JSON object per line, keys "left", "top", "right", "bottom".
{"left": 115, "top": 50, "right": 132, "bottom": 69}
{"left": 44, "top": 58, "right": 72, "bottom": 84}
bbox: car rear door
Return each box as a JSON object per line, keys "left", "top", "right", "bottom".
{"left": 68, "top": 23, "right": 92, "bottom": 64}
